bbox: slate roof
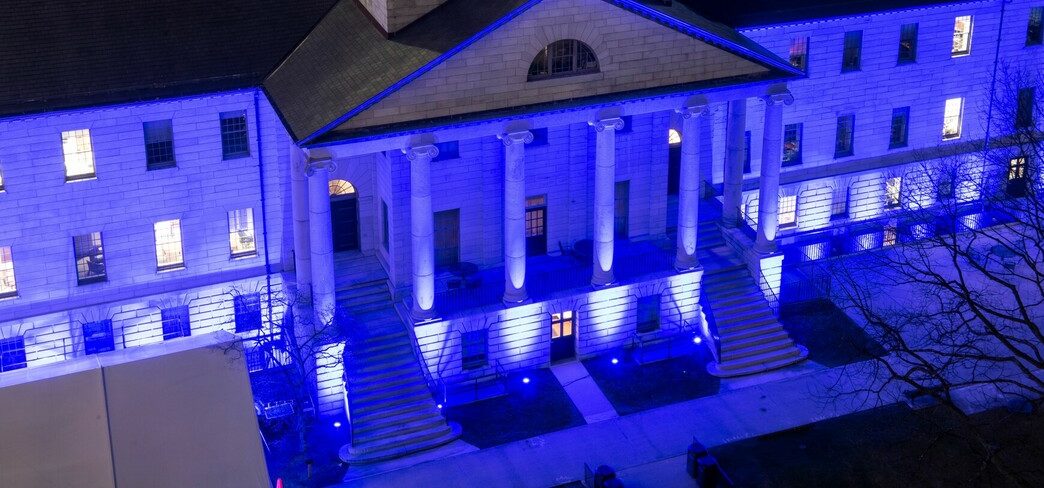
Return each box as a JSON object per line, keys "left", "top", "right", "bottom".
{"left": 0, "top": 0, "right": 338, "bottom": 118}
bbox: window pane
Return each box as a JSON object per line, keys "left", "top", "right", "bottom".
{"left": 234, "top": 293, "right": 262, "bottom": 333}
{"left": 952, "top": 16, "right": 972, "bottom": 55}
{"left": 73, "top": 232, "right": 106, "bottom": 284}
{"left": 0, "top": 246, "right": 16, "bottom": 297}
{"left": 886, "top": 177, "right": 903, "bottom": 207}
{"left": 779, "top": 195, "right": 797, "bottom": 227}
{"left": 0, "top": 337, "right": 27, "bottom": 372}
{"left": 835, "top": 115, "right": 855, "bottom": 157}
{"left": 842, "top": 31, "right": 862, "bottom": 71}
{"left": 143, "top": 120, "right": 175, "bottom": 169}
{"left": 890, "top": 108, "right": 910, "bottom": 148}
{"left": 220, "top": 111, "right": 249, "bottom": 159}
{"left": 1029, "top": 7, "right": 1044, "bottom": 45}
{"left": 943, "top": 98, "right": 964, "bottom": 139}
{"left": 898, "top": 23, "right": 918, "bottom": 63}
{"left": 0, "top": 165, "right": 5, "bottom": 191}
{"left": 381, "top": 200, "right": 390, "bottom": 251}
{"left": 831, "top": 187, "right": 850, "bottom": 219}
{"left": 229, "top": 208, "right": 257, "bottom": 257}
{"left": 528, "top": 40, "right": 599, "bottom": 81}
{"left": 743, "top": 131, "right": 751, "bottom": 173}
{"left": 1009, "top": 157, "right": 1027, "bottom": 181}
{"left": 161, "top": 305, "right": 191, "bottom": 340}
{"left": 83, "top": 320, "right": 115, "bottom": 355}
{"left": 461, "top": 329, "right": 488, "bottom": 370}
{"left": 789, "top": 37, "right": 808, "bottom": 71}
{"left": 154, "top": 219, "right": 184, "bottom": 269}
{"left": 1016, "top": 87, "right": 1035, "bottom": 129}
{"left": 62, "top": 129, "right": 96, "bottom": 180}
{"left": 783, "top": 124, "right": 802, "bottom": 165}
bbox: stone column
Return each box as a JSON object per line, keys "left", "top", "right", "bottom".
{"left": 290, "top": 149, "right": 312, "bottom": 293}
{"left": 755, "top": 90, "right": 795, "bottom": 254}
{"left": 406, "top": 145, "right": 439, "bottom": 321}
{"left": 722, "top": 99, "right": 747, "bottom": 227}
{"left": 500, "top": 130, "right": 533, "bottom": 304}
{"left": 589, "top": 117, "right": 624, "bottom": 287}
{"left": 306, "top": 157, "right": 337, "bottom": 324}
{"left": 674, "top": 103, "right": 708, "bottom": 271}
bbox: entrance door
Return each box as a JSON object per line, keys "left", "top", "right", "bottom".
{"left": 434, "top": 209, "right": 460, "bottom": 269}
{"left": 329, "top": 179, "right": 360, "bottom": 252}
{"left": 525, "top": 195, "right": 547, "bottom": 256}
{"left": 550, "top": 311, "right": 576, "bottom": 362}
{"left": 614, "top": 180, "right": 630, "bottom": 239}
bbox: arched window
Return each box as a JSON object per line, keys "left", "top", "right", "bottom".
{"left": 528, "top": 39, "right": 599, "bottom": 81}
{"left": 328, "top": 179, "right": 356, "bottom": 198}
{"left": 668, "top": 129, "right": 681, "bottom": 146}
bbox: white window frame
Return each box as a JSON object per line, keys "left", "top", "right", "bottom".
{"left": 62, "top": 129, "right": 96, "bottom": 181}
{"left": 229, "top": 208, "right": 257, "bottom": 258}
{"left": 886, "top": 176, "right": 903, "bottom": 208}
{"left": 952, "top": 15, "right": 973, "bottom": 57}
{"left": 154, "top": 219, "right": 184, "bottom": 270}
{"left": 779, "top": 195, "right": 798, "bottom": 228}
{"left": 943, "top": 98, "right": 964, "bottom": 140}
{"left": 0, "top": 246, "right": 16, "bottom": 298}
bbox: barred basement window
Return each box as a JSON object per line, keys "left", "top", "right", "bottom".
{"left": 937, "top": 175, "right": 955, "bottom": 200}
{"left": 220, "top": 111, "right": 249, "bottom": 159}
{"left": 898, "top": 23, "right": 918, "bottom": 64}
{"left": 883, "top": 225, "right": 898, "bottom": 247}
{"left": 161, "top": 305, "right": 191, "bottom": 340}
{"left": 890, "top": 107, "right": 910, "bottom": 148}
{"left": 886, "top": 176, "right": 903, "bottom": 208}
{"left": 789, "top": 37, "right": 809, "bottom": 71}
{"left": 783, "top": 124, "right": 802, "bottom": 166}
{"left": 229, "top": 208, "right": 257, "bottom": 257}
{"left": 952, "top": 16, "right": 973, "bottom": 56}
{"left": 1016, "top": 87, "right": 1036, "bottom": 129}
{"left": 834, "top": 115, "right": 855, "bottom": 158}
{"left": 431, "top": 141, "right": 459, "bottom": 162}
{"left": 831, "top": 187, "right": 850, "bottom": 220}
{"left": 73, "top": 232, "right": 106, "bottom": 285}
{"left": 154, "top": 219, "right": 184, "bottom": 270}
{"left": 83, "top": 319, "right": 115, "bottom": 355}
{"left": 143, "top": 120, "right": 175, "bottom": 169}
{"left": 234, "top": 293, "right": 262, "bottom": 332}
{"left": 841, "top": 31, "right": 862, "bottom": 72}
{"left": 1029, "top": 7, "right": 1044, "bottom": 46}
{"left": 636, "top": 294, "right": 661, "bottom": 333}
{"left": 62, "top": 129, "right": 96, "bottom": 181}
{"left": 943, "top": 98, "right": 964, "bottom": 140}
{"left": 0, "top": 336, "right": 27, "bottom": 372}
{"left": 0, "top": 246, "right": 16, "bottom": 298}
{"left": 461, "top": 329, "right": 488, "bottom": 370}
{"left": 527, "top": 39, "right": 599, "bottom": 81}
{"left": 779, "top": 195, "right": 797, "bottom": 228}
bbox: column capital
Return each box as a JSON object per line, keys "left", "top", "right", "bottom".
{"left": 403, "top": 144, "right": 439, "bottom": 161}
{"left": 304, "top": 157, "right": 336, "bottom": 176}
{"left": 499, "top": 130, "right": 534, "bottom": 146}
{"left": 589, "top": 117, "right": 625, "bottom": 132}
{"left": 677, "top": 104, "right": 709, "bottom": 119}
{"left": 761, "top": 89, "right": 795, "bottom": 107}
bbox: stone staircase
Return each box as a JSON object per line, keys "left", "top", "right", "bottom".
{"left": 335, "top": 255, "right": 460, "bottom": 464}
{"left": 695, "top": 222, "right": 808, "bottom": 378}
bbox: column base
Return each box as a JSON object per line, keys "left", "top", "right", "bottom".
{"left": 753, "top": 240, "right": 777, "bottom": 256}
{"left": 674, "top": 254, "right": 700, "bottom": 272}
{"left": 410, "top": 304, "right": 438, "bottom": 324}
{"left": 502, "top": 286, "right": 530, "bottom": 306}
{"left": 590, "top": 271, "right": 615, "bottom": 288}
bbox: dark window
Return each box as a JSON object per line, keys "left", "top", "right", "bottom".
{"left": 618, "top": 115, "right": 633, "bottom": 134}
{"left": 434, "top": 209, "right": 461, "bottom": 269}
{"left": 431, "top": 141, "right": 459, "bottom": 162}
{"left": 831, "top": 187, "right": 850, "bottom": 220}
{"left": 0, "top": 336, "right": 27, "bottom": 372}
{"left": 898, "top": 23, "right": 918, "bottom": 63}
{"left": 525, "top": 195, "right": 548, "bottom": 256}
{"left": 789, "top": 37, "right": 809, "bottom": 71}
{"left": 527, "top": 39, "right": 599, "bottom": 81}
{"left": 143, "top": 120, "right": 175, "bottom": 169}
{"left": 667, "top": 144, "right": 681, "bottom": 195}
{"left": 530, "top": 128, "right": 549, "bottom": 146}
{"left": 1029, "top": 7, "right": 1044, "bottom": 45}
{"left": 614, "top": 181, "right": 630, "bottom": 239}
{"left": 834, "top": 115, "right": 855, "bottom": 158}
{"left": 890, "top": 107, "right": 910, "bottom": 149}
{"left": 783, "top": 123, "right": 802, "bottom": 166}
{"left": 234, "top": 293, "right": 262, "bottom": 333}
{"left": 73, "top": 232, "right": 106, "bottom": 285}
{"left": 381, "top": 199, "right": 390, "bottom": 251}
{"left": 1016, "top": 87, "right": 1035, "bottom": 129}
{"left": 938, "top": 176, "right": 955, "bottom": 200}
{"left": 636, "top": 294, "right": 661, "bottom": 333}
{"left": 461, "top": 329, "right": 488, "bottom": 370}
{"left": 161, "top": 305, "right": 191, "bottom": 340}
{"left": 743, "top": 131, "right": 752, "bottom": 174}
{"left": 220, "top": 111, "right": 249, "bottom": 159}
{"left": 83, "top": 320, "right": 114, "bottom": 355}
{"left": 842, "top": 31, "right": 863, "bottom": 72}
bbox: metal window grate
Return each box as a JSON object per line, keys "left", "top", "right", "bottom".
{"left": 636, "top": 294, "right": 661, "bottom": 333}
{"left": 234, "top": 293, "right": 262, "bottom": 332}
{"left": 220, "top": 111, "right": 249, "bottom": 159}
{"left": 161, "top": 305, "right": 191, "bottom": 340}
{"left": 83, "top": 320, "right": 115, "bottom": 355}
{"left": 73, "top": 232, "right": 106, "bottom": 285}
{"left": 0, "top": 336, "right": 27, "bottom": 372}
{"left": 143, "top": 120, "right": 175, "bottom": 169}
{"left": 461, "top": 329, "right": 488, "bottom": 370}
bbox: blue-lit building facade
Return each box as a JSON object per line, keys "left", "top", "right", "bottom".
{"left": 1, "top": 0, "right": 1041, "bottom": 462}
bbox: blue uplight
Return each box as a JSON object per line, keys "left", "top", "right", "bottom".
{"left": 333, "top": 421, "right": 341, "bottom": 428}
{"left": 522, "top": 376, "right": 531, "bottom": 384}
{"left": 611, "top": 357, "right": 619, "bottom": 365}
{"left": 693, "top": 336, "right": 703, "bottom": 345}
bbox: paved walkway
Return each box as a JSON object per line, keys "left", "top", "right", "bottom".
{"left": 550, "top": 360, "right": 618, "bottom": 424}
{"left": 335, "top": 357, "right": 902, "bottom": 487}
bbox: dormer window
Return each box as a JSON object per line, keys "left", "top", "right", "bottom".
{"left": 528, "top": 40, "right": 599, "bottom": 81}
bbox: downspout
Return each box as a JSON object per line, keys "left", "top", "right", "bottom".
{"left": 985, "top": 0, "right": 1010, "bottom": 152}
{"left": 255, "top": 89, "right": 274, "bottom": 327}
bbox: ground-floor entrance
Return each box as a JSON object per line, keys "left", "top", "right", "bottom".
{"left": 550, "top": 310, "right": 576, "bottom": 363}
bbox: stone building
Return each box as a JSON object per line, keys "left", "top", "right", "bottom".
{"left": 1, "top": 0, "right": 1041, "bottom": 462}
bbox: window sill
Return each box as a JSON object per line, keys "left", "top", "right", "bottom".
{"left": 146, "top": 163, "right": 177, "bottom": 171}
{"left": 888, "top": 143, "right": 908, "bottom": 150}
{"left": 231, "top": 252, "right": 258, "bottom": 261}
{"left": 0, "top": 292, "right": 18, "bottom": 301}
{"left": 781, "top": 161, "right": 803, "bottom": 168}
{"left": 77, "top": 276, "right": 108, "bottom": 286}
{"left": 942, "top": 135, "right": 962, "bottom": 141}
{"left": 157, "top": 265, "right": 185, "bottom": 273}
{"left": 834, "top": 152, "right": 854, "bottom": 159}
{"left": 830, "top": 214, "right": 849, "bottom": 222}
{"left": 222, "top": 153, "right": 251, "bottom": 161}
{"left": 951, "top": 52, "right": 971, "bottom": 58}
{"left": 66, "top": 175, "right": 97, "bottom": 183}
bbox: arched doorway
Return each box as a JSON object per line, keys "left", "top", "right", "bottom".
{"left": 329, "top": 179, "right": 360, "bottom": 252}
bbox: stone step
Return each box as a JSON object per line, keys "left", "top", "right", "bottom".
{"left": 711, "top": 291, "right": 768, "bottom": 309}
{"left": 703, "top": 281, "right": 760, "bottom": 298}
{"left": 353, "top": 396, "right": 433, "bottom": 422}
{"left": 352, "top": 389, "right": 433, "bottom": 418}
{"left": 715, "top": 307, "right": 775, "bottom": 325}
{"left": 707, "top": 346, "right": 809, "bottom": 378}
{"left": 351, "top": 405, "right": 440, "bottom": 436}
{"left": 343, "top": 423, "right": 462, "bottom": 465}
{"left": 349, "top": 354, "right": 417, "bottom": 375}
{"left": 720, "top": 338, "right": 795, "bottom": 362}
{"left": 336, "top": 279, "right": 389, "bottom": 295}
{"left": 717, "top": 319, "right": 782, "bottom": 339}
{"left": 720, "top": 329, "right": 792, "bottom": 352}
{"left": 352, "top": 346, "right": 415, "bottom": 368}
{"left": 710, "top": 300, "right": 765, "bottom": 317}
{"left": 701, "top": 264, "right": 746, "bottom": 278}
{"left": 351, "top": 380, "right": 429, "bottom": 405}
{"left": 354, "top": 339, "right": 413, "bottom": 357}
{"left": 349, "top": 368, "right": 422, "bottom": 394}
{"left": 352, "top": 411, "right": 446, "bottom": 442}
{"left": 351, "top": 423, "right": 453, "bottom": 454}
{"left": 338, "top": 290, "right": 392, "bottom": 309}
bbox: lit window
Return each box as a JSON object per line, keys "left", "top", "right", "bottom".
{"left": 890, "top": 107, "right": 910, "bottom": 148}
{"left": 1016, "top": 87, "right": 1035, "bottom": 129}
{"left": 886, "top": 176, "right": 902, "bottom": 208}
{"left": 143, "top": 120, "right": 175, "bottom": 170}
{"left": 668, "top": 129, "right": 681, "bottom": 146}
{"left": 779, "top": 195, "right": 797, "bottom": 228}
{"left": 431, "top": 141, "right": 459, "bottom": 162}
{"left": 842, "top": 31, "right": 862, "bottom": 72}
{"left": 1029, "top": 7, "right": 1044, "bottom": 46}
{"left": 62, "top": 129, "right": 96, "bottom": 181}
{"left": 161, "top": 305, "right": 191, "bottom": 340}
{"left": 551, "top": 311, "right": 574, "bottom": 339}
{"left": 0, "top": 165, "right": 5, "bottom": 191}
{"left": 831, "top": 187, "right": 850, "bottom": 220}
{"left": 83, "top": 320, "right": 115, "bottom": 355}
{"left": 0, "top": 246, "right": 15, "bottom": 298}
{"left": 528, "top": 40, "right": 599, "bottom": 81}
{"left": 461, "top": 329, "right": 488, "bottom": 370}
{"left": 783, "top": 123, "right": 802, "bottom": 166}
{"left": 73, "top": 232, "right": 106, "bottom": 285}
{"left": 883, "top": 225, "right": 898, "bottom": 246}
{"left": 898, "top": 23, "right": 918, "bottom": 63}
{"left": 1009, "top": 156, "right": 1028, "bottom": 181}
{"left": 220, "top": 111, "right": 249, "bottom": 159}
{"left": 943, "top": 98, "right": 964, "bottom": 140}
{"left": 952, "top": 16, "right": 973, "bottom": 56}
{"left": 229, "top": 209, "right": 257, "bottom": 258}
{"left": 234, "top": 293, "right": 262, "bottom": 333}
{"left": 834, "top": 115, "right": 855, "bottom": 158}
{"left": 154, "top": 219, "right": 184, "bottom": 270}
{"left": 789, "top": 37, "right": 809, "bottom": 71}
{"left": 0, "top": 336, "right": 27, "bottom": 372}
{"left": 636, "top": 294, "right": 661, "bottom": 333}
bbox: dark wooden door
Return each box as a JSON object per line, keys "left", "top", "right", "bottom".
{"left": 526, "top": 205, "right": 547, "bottom": 256}
{"left": 331, "top": 197, "right": 360, "bottom": 252}
{"left": 434, "top": 209, "right": 460, "bottom": 269}
{"left": 614, "top": 180, "right": 630, "bottom": 239}
{"left": 550, "top": 311, "right": 576, "bottom": 362}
